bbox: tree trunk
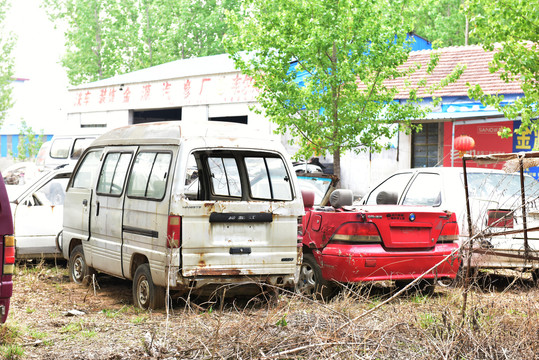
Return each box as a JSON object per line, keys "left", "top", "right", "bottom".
{"left": 333, "top": 147, "right": 341, "bottom": 188}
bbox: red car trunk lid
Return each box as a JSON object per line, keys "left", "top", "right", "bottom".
{"left": 364, "top": 208, "right": 445, "bottom": 249}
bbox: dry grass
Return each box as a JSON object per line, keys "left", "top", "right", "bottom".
{"left": 1, "top": 261, "right": 538, "bottom": 359}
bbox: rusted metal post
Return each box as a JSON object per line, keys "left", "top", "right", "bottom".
{"left": 461, "top": 157, "right": 475, "bottom": 318}
{"left": 519, "top": 157, "right": 530, "bottom": 262}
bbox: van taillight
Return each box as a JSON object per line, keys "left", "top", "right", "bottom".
{"left": 330, "top": 222, "right": 381, "bottom": 244}
{"left": 487, "top": 210, "right": 513, "bottom": 228}
{"left": 438, "top": 222, "right": 459, "bottom": 243}
{"left": 167, "top": 216, "right": 181, "bottom": 248}
{"left": 3, "top": 235, "right": 15, "bottom": 275}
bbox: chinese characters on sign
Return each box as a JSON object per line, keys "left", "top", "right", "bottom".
{"left": 72, "top": 73, "right": 258, "bottom": 110}
{"left": 443, "top": 121, "right": 539, "bottom": 180}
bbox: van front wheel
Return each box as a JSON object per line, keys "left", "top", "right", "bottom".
{"left": 133, "top": 264, "right": 165, "bottom": 310}
{"left": 69, "top": 245, "right": 93, "bottom": 285}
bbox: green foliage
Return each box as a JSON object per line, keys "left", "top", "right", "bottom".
{"left": 43, "top": 0, "right": 241, "bottom": 85}
{"left": 225, "top": 0, "right": 463, "bottom": 179}
{"left": 11, "top": 120, "right": 45, "bottom": 160}
{"left": 0, "top": 0, "right": 16, "bottom": 126}
{"left": 0, "top": 344, "right": 24, "bottom": 360}
{"left": 467, "top": 0, "right": 539, "bottom": 136}
{"left": 275, "top": 314, "right": 288, "bottom": 327}
{"left": 412, "top": 0, "right": 480, "bottom": 47}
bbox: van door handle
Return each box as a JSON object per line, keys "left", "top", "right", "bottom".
{"left": 96, "top": 201, "right": 100, "bottom": 216}
{"left": 82, "top": 199, "right": 88, "bottom": 206}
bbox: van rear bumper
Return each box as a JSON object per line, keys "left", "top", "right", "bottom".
{"left": 175, "top": 273, "right": 296, "bottom": 292}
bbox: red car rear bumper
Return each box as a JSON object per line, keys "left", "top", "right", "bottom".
{"left": 317, "top": 243, "right": 460, "bottom": 283}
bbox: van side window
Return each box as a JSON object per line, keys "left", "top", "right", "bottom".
{"left": 208, "top": 157, "right": 241, "bottom": 197}
{"left": 246, "top": 157, "right": 292, "bottom": 201}
{"left": 127, "top": 152, "right": 172, "bottom": 200}
{"left": 71, "top": 138, "right": 95, "bottom": 160}
{"left": 50, "top": 138, "right": 72, "bottom": 159}
{"left": 97, "top": 152, "right": 132, "bottom": 195}
{"left": 72, "top": 150, "right": 103, "bottom": 189}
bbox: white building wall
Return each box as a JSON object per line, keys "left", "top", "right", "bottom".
{"left": 340, "top": 132, "right": 412, "bottom": 197}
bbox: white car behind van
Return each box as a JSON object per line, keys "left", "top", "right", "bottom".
{"left": 62, "top": 122, "right": 304, "bottom": 309}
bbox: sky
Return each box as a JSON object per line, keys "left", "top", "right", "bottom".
{"left": 2, "top": 0, "right": 69, "bottom": 135}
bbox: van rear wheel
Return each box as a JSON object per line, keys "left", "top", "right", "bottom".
{"left": 69, "top": 245, "right": 94, "bottom": 285}
{"left": 133, "top": 264, "right": 165, "bottom": 310}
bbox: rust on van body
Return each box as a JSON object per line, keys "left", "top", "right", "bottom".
{"left": 194, "top": 268, "right": 242, "bottom": 276}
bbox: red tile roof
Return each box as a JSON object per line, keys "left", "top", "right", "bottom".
{"left": 377, "top": 45, "right": 523, "bottom": 99}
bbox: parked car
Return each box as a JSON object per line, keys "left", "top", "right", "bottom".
{"left": 296, "top": 173, "right": 460, "bottom": 298}
{"left": 361, "top": 167, "right": 539, "bottom": 279}
{"left": 62, "top": 122, "right": 304, "bottom": 309}
{"left": 2, "top": 161, "right": 41, "bottom": 185}
{"left": 37, "top": 133, "right": 101, "bottom": 169}
{"left": 9, "top": 166, "right": 72, "bottom": 259}
{"left": 0, "top": 172, "right": 15, "bottom": 323}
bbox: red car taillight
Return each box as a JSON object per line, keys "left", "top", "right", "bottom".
{"left": 487, "top": 210, "right": 514, "bottom": 228}
{"left": 437, "top": 222, "right": 459, "bottom": 243}
{"left": 3, "top": 235, "right": 15, "bottom": 275}
{"left": 167, "top": 216, "right": 181, "bottom": 248}
{"left": 330, "top": 222, "right": 381, "bottom": 244}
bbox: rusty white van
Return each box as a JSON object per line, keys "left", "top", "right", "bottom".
{"left": 62, "top": 122, "right": 304, "bottom": 309}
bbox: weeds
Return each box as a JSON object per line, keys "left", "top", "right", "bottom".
{"left": 0, "top": 344, "right": 24, "bottom": 360}
{"left": 8, "top": 262, "right": 539, "bottom": 359}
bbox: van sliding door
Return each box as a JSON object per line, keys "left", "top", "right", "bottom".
{"left": 89, "top": 147, "right": 136, "bottom": 275}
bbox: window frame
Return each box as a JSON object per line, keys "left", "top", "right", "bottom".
{"left": 126, "top": 150, "right": 173, "bottom": 202}
{"left": 70, "top": 149, "right": 103, "bottom": 190}
{"left": 96, "top": 151, "right": 134, "bottom": 197}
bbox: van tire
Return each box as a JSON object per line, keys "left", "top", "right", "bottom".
{"left": 133, "top": 264, "right": 165, "bottom": 310}
{"left": 69, "top": 245, "right": 93, "bottom": 285}
{"left": 297, "top": 253, "right": 335, "bottom": 300}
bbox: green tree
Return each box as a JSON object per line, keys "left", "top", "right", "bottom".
{"left": 0, "top": 0, "right": 15, "bottom": 125}
{"left": 467, "top": 0, "right": 538, "bottom": 138}
{"left": 44, "top": 0, "right": 241, "bottom": 85}
{"left": 412, "top": 0, "right": 477, "bottom": 47}
{"left": 12, "top": 121, "right": 45, "bottom": 161}
{"left": 226, "top": 0, "right": 464, "bottom": 180}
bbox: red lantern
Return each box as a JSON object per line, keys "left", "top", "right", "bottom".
{"left": 454, "top": 135, "right": 475, "bottom": 157}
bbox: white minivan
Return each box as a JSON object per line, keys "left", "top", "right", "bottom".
{"left": 62, "top": 122, "right": 304, "bottom": 309}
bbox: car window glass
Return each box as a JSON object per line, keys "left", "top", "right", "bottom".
{"left": 246, "top": 157, "right": 292, "bottom": 201}
{"left": 402, "top": 173, "right": 442, "bottom": 206}
{"left": 72, "top": 150, "right": 103, "bottom": 189}
{"left": 364, "top": 173, "right": 413, "bottom": 205}
{"left": 97, "top": 152, "right": 132, "bottom": 195}
{"left": 50, "top": 138, "right": 72, "bottom": 159}
{"left": 466, "top": 173, "right": 539, "bottom": 208}
{"left": 71, "top": 138, "right": 95, "bottom": 160}
{"left": 183, "top": 154, "right": 199, "bottom": 199}
{"left": 146, "top": 153, "right": 171, "bottom": 199}
{"left": 208, "top": 157, "right": 241, "bottom": 197}
{"left": 33, "top": 176, "right": 70, "bottom": 206}
{"left": 127, "top": 152, "right": 171, "bottom": 200}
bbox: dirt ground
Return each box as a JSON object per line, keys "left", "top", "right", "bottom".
{"left": 1, "top": 260, "right": 538, "bottom": 359}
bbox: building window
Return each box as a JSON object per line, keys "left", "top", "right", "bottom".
{"left": 412, "top": 123, "right": 441, "bottom": 168}
{"left": 209, "top": 115, "right": 248, "bottom": 124}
